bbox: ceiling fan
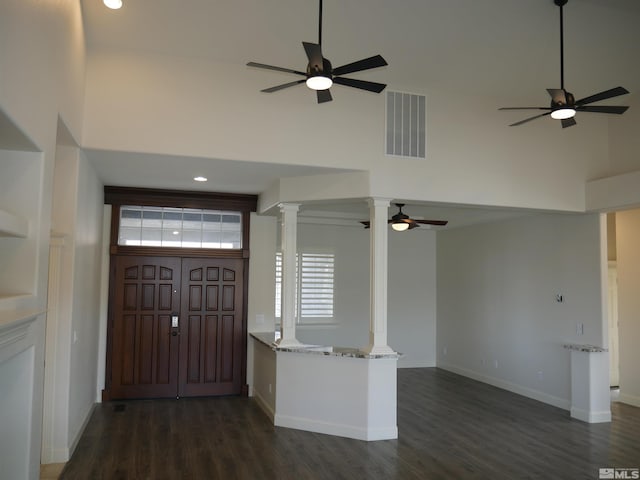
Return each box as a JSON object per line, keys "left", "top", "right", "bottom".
{"left": 499, "top": 0, "right": 629, "bottom": 128}
{"left": 360, "top": 204, "right": 448, "bottom": 232}
{"left": 246, "top": 0, "right": 388, "bottom": 104}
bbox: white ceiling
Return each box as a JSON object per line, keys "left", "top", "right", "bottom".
{"left": 80, "top": 0, "right": 640, "bottom": 99}
{"left": 79, "top": 0, "right": 640, "bottom": 224}
{"left": 86, "top": 149, "right": 357, "bottom": 194}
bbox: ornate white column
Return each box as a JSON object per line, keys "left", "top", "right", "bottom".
{"left": 363, "top": 198, "right": 396, "bottom": 354}
{"left": 276, "top": 203, "right": 303, "bottom": 348}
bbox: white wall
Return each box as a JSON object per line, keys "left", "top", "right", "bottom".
{"left": 615, "top": 209, "right": 640, "bottom": 407}
{"left": 247, "top": 213, "right": 278, "bottom": 334}
{"left": 45, "top": 146, "right": 104, "bottom": 462}
{"left": 251, "top": 338, "right": 277, "bottom": 419}
{"left": 437, "top": 213, "right": 604, "bottom": 409}
{"left": 0, "top": 0, "right": 86, "bottom": 475}
{"left": 83, "top": 50, "right": 615, "bottom": 213}
{"left": 388, "top": 228, "right": 437, "bottom": 367}
{"left": 67, "top": 152, "right": 104, "bottom": 452}
{"left": 246, "top": 213, "right": 278, "bottom": 390}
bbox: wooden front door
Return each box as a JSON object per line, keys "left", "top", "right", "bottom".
{"left": 109, "top": 256, "right": 245, "bottom": 399}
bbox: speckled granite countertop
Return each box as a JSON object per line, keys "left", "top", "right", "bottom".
{"left": 563, "top": 343, "right": 608, "bottom": 353}
{"left": 250, "top": 332, "right": 400, "bottom": 359}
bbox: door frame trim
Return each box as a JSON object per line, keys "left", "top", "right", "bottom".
{"left": 103, "top": 187, "right": 257, "bottom": 401}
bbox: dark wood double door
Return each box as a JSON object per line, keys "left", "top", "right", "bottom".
{"left": 109, "top": 256, "right": 245, "bottom": 399}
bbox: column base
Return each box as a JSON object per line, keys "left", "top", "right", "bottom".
{"left": 275, "top": 337, "right": 304, "bottom": 348}
{"left": 361, "top": 344, "right": 396, "bottom": 355}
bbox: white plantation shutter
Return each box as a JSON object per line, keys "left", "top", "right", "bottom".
{"left": 275, "top": 252, "right": 335, "bottom": 323}
{"left": 300, "top": 253, "right": 334, "bottom": 318}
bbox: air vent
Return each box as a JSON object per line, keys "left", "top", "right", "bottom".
{"left": 385, "top": 91, "right": 426, "bottom": 159}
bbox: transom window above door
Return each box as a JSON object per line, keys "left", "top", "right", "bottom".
{"left": 118, "top": 206, "right": 242, "bottom": 249}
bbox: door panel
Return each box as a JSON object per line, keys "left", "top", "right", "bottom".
{"left": 110, "top": 256, "right": 245, "bottom": 399}
{"left": 179, "top": 258, "right": 244, "bottom": 397}
{"left": 111, "top": 256, "right": 181, "bottom": 399}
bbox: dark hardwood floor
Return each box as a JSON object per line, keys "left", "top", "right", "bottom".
{"left": 59, "top": 368, "right": 640, "bottom": 479}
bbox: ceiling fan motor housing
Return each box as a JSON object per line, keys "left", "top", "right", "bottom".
{"left": 552, "top": 91, "right": 575, "bottom": 109}
{"left": 307, "top": 58, "right": 333, "bottom": 78}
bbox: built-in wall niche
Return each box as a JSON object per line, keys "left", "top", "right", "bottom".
{"left": 0, "top": 149, "right": 42, "bottom": 299}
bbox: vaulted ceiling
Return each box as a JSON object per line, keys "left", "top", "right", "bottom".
{"left": 81, "top": 0, "right": 640, "bottom": 101}
{"left": 79, "top": 0, "right": 640, "bottom": 224}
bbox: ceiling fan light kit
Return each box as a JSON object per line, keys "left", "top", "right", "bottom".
{"left": 499, "top": 0, "right": 629, "bottom": 128}
{"left": 306, "top": 75, "right": 333, "bottom": 91}
{"left": 391, "top": 222, "right": 410, "bottom": 232}
{"left": 550, "top": 107, "right": 576, "bottom": 120}
{"left": 247, "top": 0, "right": 388, "bottom": 103}
{"left": 103, "top": 0, "right": 123, "bottom": 9}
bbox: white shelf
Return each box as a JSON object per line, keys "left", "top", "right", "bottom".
{"left": 0, "top": 209, "right": 28, "bottom": 238}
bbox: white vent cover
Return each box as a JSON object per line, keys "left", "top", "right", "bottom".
{"left": 385, "top": 91, "right": 426, "bottom": 159}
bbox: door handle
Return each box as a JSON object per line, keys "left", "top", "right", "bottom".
{"left": 170, "top": 313, "right": 180, "bottom": 336}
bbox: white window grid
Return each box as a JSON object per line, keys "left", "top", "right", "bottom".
{"left": 118, "top": 205, "right": 242, "bottom": 249}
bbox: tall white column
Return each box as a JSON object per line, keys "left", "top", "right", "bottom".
{"left": 276, "top": 203, "right": 303, "bottom": 348}
{"left": 363, "top": 198, "right": 396, "bottom": 355}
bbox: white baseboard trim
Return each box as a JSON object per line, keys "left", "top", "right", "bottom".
{"left": 618, "top": 392, "right": 640, "bottom": 408}
{"left": 42, "top": 447, "right": 71, "bottom": 464}
{"left": 274, "top": 414, "right": 397, "bottom": 441}
{"left": 570, "top": 407, "right": 611, "bottom": 423}
{"left": 438, "top": 362, "right": 570, "bottom": 411}
{"left": 253, "top": 390, "right": 275, "bottom": 423}
{"left": 68, "top": 403, "right": 97, "bottom": 460}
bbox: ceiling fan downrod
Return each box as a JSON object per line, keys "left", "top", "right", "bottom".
{"left": 318, "top": 0, "right": 323, "bottom": 46}
{"left": 554, "top": 0, "right": 568, "bottom": 90}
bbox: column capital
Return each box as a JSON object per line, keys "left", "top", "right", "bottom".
{"left": 278, "top": 203, "right": 301, "bottom": 213}
{"left": 367, "top": 197, "right": 392, "bottom": 208}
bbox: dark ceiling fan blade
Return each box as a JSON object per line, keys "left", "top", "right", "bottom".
{"left": 360, "top": 221, "right": 371, "bottom": 229}
{"left": 261, "top": 79, "right": 306, "bottom": 93}
{"left": 561, "top": 117, "right": 577, "bottom": 128}
{"left": 547, "top": 88, "right": 567, "bottom": 105}
{"left": 577, "top": 105, "right": 629, "bottom": 114}
{"left": 499, "top": 107, "right": 550, "bottom": 111}
{"left": 302, "top": 42, "right": 324, "bottom": 72}
{"left": 332, "top": 55, "right": 388, "bottom": 76}
{"left": 333, "top": 77, "right": 386, "bottom": 93}
{"left": 508, "top": 111, "right": 552, "bottom": 127}
{"left": 246, "top": 62, "right": 306, "bottom": 76}
{"left": 415, "top": 220, "right": 449, "bottom": 226}
{"left": 575, "top": 87, "right": 629, "bottom": 106}
{"left": 317, "top": 89, "right": 332, "bottom": 103}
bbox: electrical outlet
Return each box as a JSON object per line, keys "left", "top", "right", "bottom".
{"left": 494, "top": 360, "right": 499, "bottom": 369}
{"left": 256, "top": 314, "right": 265, "bottom": 325}
{"left": 268, "top": 383, "right": 272, "bottom": 394}
{"left": 576, "top": 322, "right": 584, "bottom": 335}
{"left": 537, "top": 371, "right": 543, "bottom": 381}
{"left": 481, "top": 359, "right": 486, "bottom": 366}
{"left": 443, "top": 346, "right": 447, "bottom": 356}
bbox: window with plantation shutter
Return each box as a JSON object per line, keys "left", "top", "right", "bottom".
{"left": 275, "top": 252, "right": 335, "bottom": 324}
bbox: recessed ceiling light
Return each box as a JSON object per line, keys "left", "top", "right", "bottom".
{"left": 193, "top": 176, "right": 208, "bottom": 182}
{"left": 103, "top": 0, "right": 123, "bottom": 9}
{"left": 172, "top": 231, "right": 180, "bottom": 235}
